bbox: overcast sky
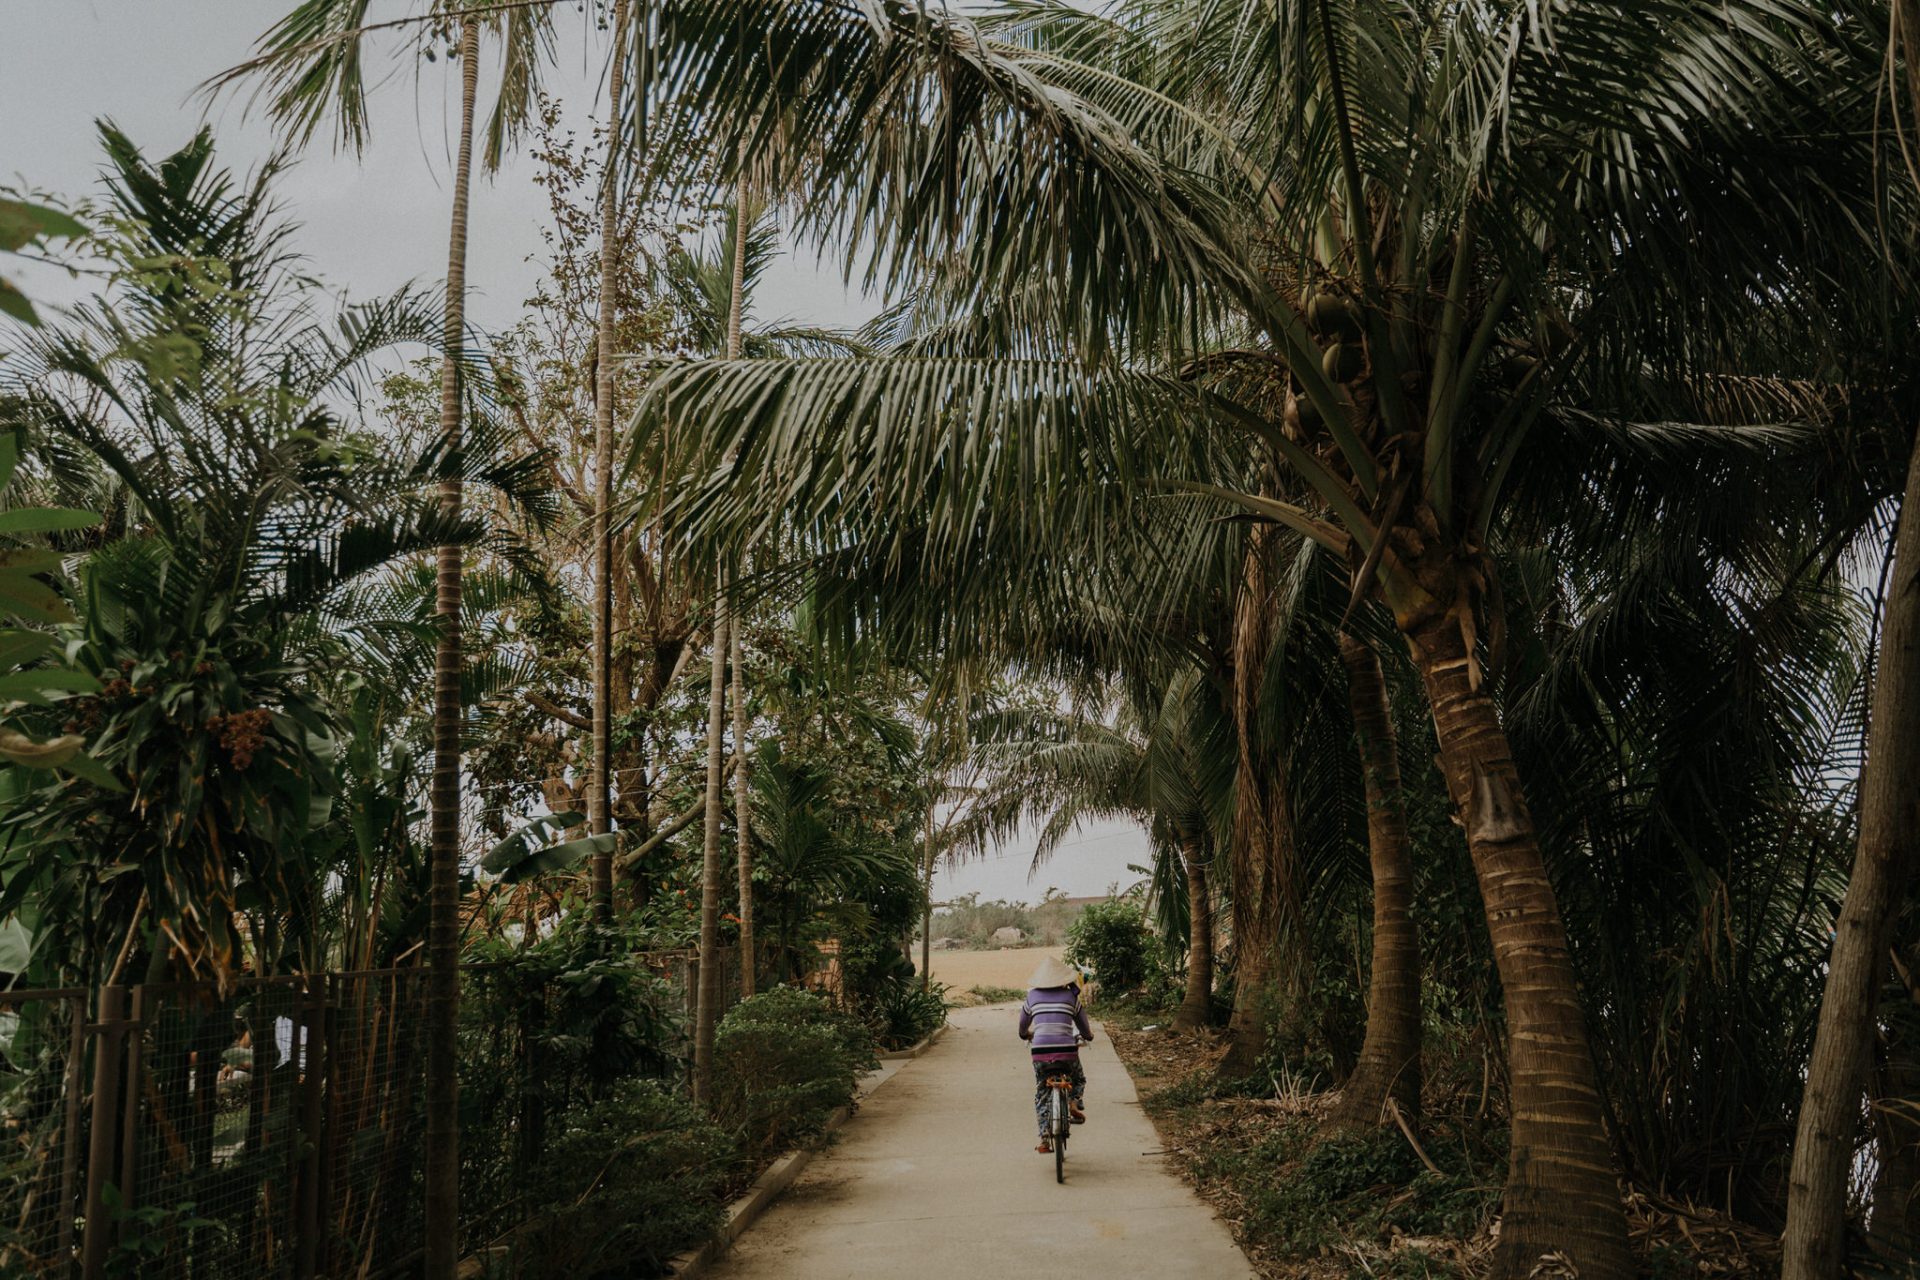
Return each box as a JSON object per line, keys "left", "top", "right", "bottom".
{"left": 0, "top": 0, "right": 1150, "bottom": 903}
{"left": 2, "top": 0, "right": 875, "bottom": 331}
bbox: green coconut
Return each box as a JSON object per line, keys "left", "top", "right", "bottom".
{"left": 1306, "top": 291, "right": 1361, "bottom": 340}
{"left": 1322, "top": 341, "right": 1365, "bottom": 383}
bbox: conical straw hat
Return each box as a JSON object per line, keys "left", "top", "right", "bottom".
{"left": 1028, "top": 955, "right": 1079, "bottom": 989}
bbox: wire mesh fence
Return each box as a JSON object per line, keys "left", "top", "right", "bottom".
{"left": 123, "top": 975, "right": 316, "bottom": 1278}
{"left": 0, "top": 989, "right": 86, "bottom": 1277}
{"left": 0, "top": 957, "right": 716, "bottom": 1280}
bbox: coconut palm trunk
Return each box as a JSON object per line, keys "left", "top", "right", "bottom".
{"left": 1220, "top": 526, "right": 1303, "bottom": 1077}
{"left": 588, "top": 0, "right": 632, "bottom": 922}
{"left": 1327, "top": 631, "right": 1421, "bottom": 1130}
{"left": 1782, "top": 432, "right": 1920, "bottom": 1280}
{"left": 1406, "top": 609, "right": 1633, "bottom": 1280}
{"left": 424, "top": 15, "right": 479, "bottom": 1278}
{"left": 1174, "top": 833, "right": 1213, "bottom": 1031}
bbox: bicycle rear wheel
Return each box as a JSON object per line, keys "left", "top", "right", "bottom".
{"left": 1052, "top": 1091, "right": 1067, "bottom": 1183}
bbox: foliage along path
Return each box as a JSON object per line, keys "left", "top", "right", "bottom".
{"left": 705, "top": 1002, "right": 1255, "bottom": 1279}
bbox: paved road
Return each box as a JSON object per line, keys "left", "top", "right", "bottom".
{"left": 705, "top": 1002, "right": 1256, "bottom": 1280}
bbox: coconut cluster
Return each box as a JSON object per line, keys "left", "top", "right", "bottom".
{"left": 1307, "top": 290, "right": 1364, "bottom": 386}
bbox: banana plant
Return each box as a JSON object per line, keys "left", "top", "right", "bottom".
{"left": 482, "top": 809, "right": 617, "bottom": 885}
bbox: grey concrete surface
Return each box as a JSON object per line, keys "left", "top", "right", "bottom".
{"left": 704, "top": 1002, "right": 1256, "bottom": 1279}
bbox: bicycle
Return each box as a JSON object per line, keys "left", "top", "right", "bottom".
{"left": 1042, "top": 1072, "right": 1075, "bottom": 1183}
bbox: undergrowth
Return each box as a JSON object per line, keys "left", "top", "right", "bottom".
{"left": 1112, "top": 1023, "right": 1503, "bottom": 1279}
{"left": 1183, "top": 1111, "right": 1498, "bottom": 1277}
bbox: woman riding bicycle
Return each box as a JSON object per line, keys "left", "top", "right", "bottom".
{"left": 1018, "top": 956, "right": 1094, "bottom": 1154}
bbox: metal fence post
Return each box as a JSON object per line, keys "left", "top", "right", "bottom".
{"left": 80, "top": 986, "right": 127, "bottom": 1280}
{"left": 56, "top": 993, "right": 86, "bottom": 1267}
{"left": 296, "top": 981, "right": 325, "bottom": 1280}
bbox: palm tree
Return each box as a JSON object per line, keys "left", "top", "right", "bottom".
{"left": 624, "top": 1, "right": 1896, "bottom": 1271}
{"left": 1324, "top": 630, "right": 1419, "bottom": 1129}
{"left": 424, "top": 23, "right": 480, "bottom": 1269}
{"left": 221, "top": 6, "right": 559, "bottom": 1271}
{"left": 692, "top": 187, "right": 755, "bottom": 1104}
{"left": 1782, "top": 8, "right": 1920, "bottom": 1271}
{"left": 589, "top": 0, "right": 635, "bottom": 920}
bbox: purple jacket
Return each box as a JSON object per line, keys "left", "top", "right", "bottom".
{"left": 1019, "top": 985, "right": 1093, "bottom": 1059}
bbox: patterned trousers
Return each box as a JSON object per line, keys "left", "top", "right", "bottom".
{"left": 1032, "top": 1056, "right": 1087, "bottom": 1135}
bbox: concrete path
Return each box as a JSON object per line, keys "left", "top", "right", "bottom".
{"left": 705, "top": 1003, "right": 1255, "bottom": 1280}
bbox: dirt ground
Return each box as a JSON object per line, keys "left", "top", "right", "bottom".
{"left": 926, "top": 944, "right": 1065, "bottom": 1002}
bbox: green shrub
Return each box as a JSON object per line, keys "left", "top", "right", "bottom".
{"left": 840, "top": 934, "right": 917, "bottom": 1004}
{"left": 512, "top": 1079, "right": 736, "bottom": 1279}
{"left": 721, "top": 985, "right": 878, "bottom": 1068}
{"left": 866, "top": 979, "right": 948, "bottom": 1049}
{"left": 467, "top": 918, "right": 685, "bottom": 1093}
{"left": 1134, "top": 960, "right": 1186, "bottom": 1014}
{"left": 1065, "top": 899, "right": 1157, "bottom": 993}
{"left": 712, "top": 987, "right": 874, "bottom": 1157}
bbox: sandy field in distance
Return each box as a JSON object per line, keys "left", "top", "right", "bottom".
{"left": 928, "top": 945, "right": 1066, "bottom": 1003}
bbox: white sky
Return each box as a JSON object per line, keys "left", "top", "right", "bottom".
{"left": 1, "top": 0, "right": 870, "bottom": 332}
{"left": 936, "top": 817, "right": 1152, "bottom": 905}
{"left": 1, "top": 0, "right": 1150, "bottom": 904}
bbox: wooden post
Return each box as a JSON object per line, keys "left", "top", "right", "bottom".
{"left": 116, "top": 986, "right": 147, "bottom": 1246}
{"left": 81, "top": 986, "right": 127, "bottom": 1280}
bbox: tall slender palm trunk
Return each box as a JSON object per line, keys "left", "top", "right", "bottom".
{"left": 588, "top": 0, "right": 632, "bottom": 922}
{"left": 726, "top": 186, "right": 755, "bottom": 1000}
{"left": 692, "top": 186, "right": 755, "bottom": 1100}
{"left": 1407, "top": 611, "right": 1633, "bottom": 1280}
{"left": 691, "top": 592, "right": 729, "bottom": 1104}
{"left": 424, "top": 16, "right": 480, "bottom": 1279}
{"left": 1174, "top": 834, "right": 1213, "bottom": 1031}
{"left": 1782, "top": 433, "right": 1920, "bottom": 1280}
{"left": 732, "top": 626, "right": 754, "bottom": 997}
{"left": 1327, "top": 632, "right": 1421, "bottom": 1130}
{"left": 919, "top": 797, "right": 936, "bottom": 991}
